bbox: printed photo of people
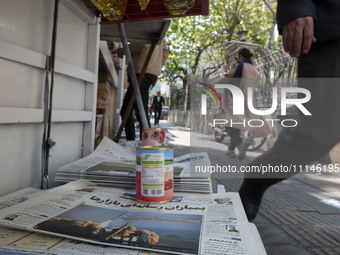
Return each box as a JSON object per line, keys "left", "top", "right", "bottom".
{"left": 214, "top": 198, "right": 232, "bottom": 205}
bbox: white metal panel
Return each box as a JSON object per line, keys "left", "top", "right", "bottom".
{"left": 83, "top": 22, "right": 100, "bottom": 157}
{"left": 0, "top": 58, "right": 45, "bottom": 108}
{"left": 55, "top": 59, "right": 96, "bottom": 83}
{"left": 45, "top": 122, "right": 85, "bottom": 188}
{"left": 56, "top": 3, "right": 88, "bottom": 68}
{"left": 52, "top": 74, "right": 86, "bottom": 110}
{"left": 0, "top": 0, "right": 99, "bottom": 195}
{"left": 0, "top": 0, "right": 54, "bottom": 56}
{"left": 0, "top": 125, "right": 43, "bottom": 197}
{"left": 0, "top": 39, "right": 96, "bottom": 84}
{"left": 60, "top": 0, "right": 97, "bottom": 24}
{"left": 0, "top": 107, "right": 93, "bottom": 124}
{"left": 0, "top": 42, "right": 93, "bottom": 111}
{"left": 0, "top": 123, "right": 85, "bottom": 196}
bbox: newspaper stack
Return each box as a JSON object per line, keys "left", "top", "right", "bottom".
{"left": 0, "top": 181, "right": 262, "bottom": 255}
{"left": 55, "top": 137, "right": 213, "bottom": 193}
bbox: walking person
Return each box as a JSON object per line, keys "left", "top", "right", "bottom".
{"left": 152, "top": 90, "right": 165, "bottom": 126}
{"left": 239, "top": 0, "right": 340, "bottom": 221}
{"left": 215, "top": 48, "right": 270, "bottom": 160}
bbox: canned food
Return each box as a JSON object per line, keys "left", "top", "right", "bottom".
{"left": 136, "top": 146, "right": 173, "bottom": 203}
{"left": 142, "top": 128, "right": 166, "bottom": 146}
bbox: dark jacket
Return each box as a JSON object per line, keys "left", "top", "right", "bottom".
{"left": 277, "top": 0, "right": 340, "bottom": 41}
{"left": 152, "top": 96, "right": 164, "bottom": 110}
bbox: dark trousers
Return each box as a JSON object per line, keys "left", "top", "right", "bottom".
{"left": 120, "top": 73, "right": 156, "bottom": 140}
{"left": 244, "top": 38, "right": 340, "bottom": 191}
{"left": 154, "top": 107, "right": 162, "bottom": 125}
{"left": 226, "top": 127, "right": 242, "bottom": 150}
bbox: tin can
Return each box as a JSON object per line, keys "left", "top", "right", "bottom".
{"left": 142, "top": 128, "right": 166, "bottom": 146}
{"left": 136, "top": 146, "right": 173, "bottom": 203}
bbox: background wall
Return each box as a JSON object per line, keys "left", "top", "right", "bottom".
{"left": 0, "top": 0, "right": 99, "bottom": 196}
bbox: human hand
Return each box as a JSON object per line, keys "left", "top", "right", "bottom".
{"left": 282, "top": 16, "right": 316, "bottom": 57}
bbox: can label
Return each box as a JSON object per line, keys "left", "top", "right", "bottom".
{"left": 142, "top": 128, "right": 166, "bottom": 146}
{"left": 141, "top": 152, "right": 164, "bottom": 196}
{"left": 136, "top": 147, "right": 173, "bottom": 203}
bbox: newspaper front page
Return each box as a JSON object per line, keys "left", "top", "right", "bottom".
{"left": 0, "top": 181, "right": 258, "bottom": 255}
{"left": 0, "top": 186, "right": 160, "bottom": 255}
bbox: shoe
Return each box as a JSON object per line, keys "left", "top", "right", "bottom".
{"left": 237, "top": 141, "right": 248, "bottom": 160}
{"left": 226, "top": 150, "right": 236, "bottom": 158}
{"left": 239, "top": 180, "right": 264, "bottom": 221}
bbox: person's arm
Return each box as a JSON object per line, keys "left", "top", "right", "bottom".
{"left": 152, "top": 96, "right": 156, "bottom": 108}
{"left": 225, "top": 63, "right": 238, "bottom": 78}
{"left": 162, "top": 40, "right": 169, "bottom": 67}
{"left": 277, "top": 0, "right": 317, "bottom": 57}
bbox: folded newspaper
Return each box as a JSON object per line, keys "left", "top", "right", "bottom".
{"left": 0, "top": 180, "right": 260, "bottom": 255}
{"left": 0, "top": 187, "right": 162, "bottom": 255}
{"left": 55, "top": 137, "right": 213, "bottom": 193}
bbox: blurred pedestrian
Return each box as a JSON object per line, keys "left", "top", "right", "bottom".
{"left": 239, "top": 0, "right": 340, "bottom": 221}
{"left": 152, "top": 90, "right": 165, "bottom": 125}
{"left": 149, "top": 104, "right": 153, "bottom": 120}
{"left": 120, "top": 40, "right": 168, "bottom": 140}
{"left": 216, "top": 48, "right": 270, "bottom": 160}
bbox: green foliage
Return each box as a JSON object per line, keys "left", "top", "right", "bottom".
{"left": 162, "top": 0, "right": 279, "bottom": 86}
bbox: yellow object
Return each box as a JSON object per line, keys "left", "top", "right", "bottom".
{"left": 90, "top": 0, "right": 127, "bottom": 20}
{"left": 137, "top": 0, "right": 150, "bottom": 10}
{"left": 163, "top": 0, "right": 195, "bottom": 15}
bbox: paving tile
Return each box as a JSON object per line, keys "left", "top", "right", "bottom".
{"left": 296, "top": 175, "right": 340, "bottom": 195}
{"left": 273, "top": 183, "right": 301, "bottom": 192}
{"left": 323, "top": 214, "right": 340, "bottom": 223}
{"left": 263, "top": 244, "right": 313, "bottom": 255}
{"left": 290, "top": 184, "right": 323, "bottom": 193}
{"left": 285, "top": 191, "right": 340, "bottom": 215}
{"left": 255, "top": 222, "right": 296, "bottom": 245}
{"left": 252, "top": 214, "right": 270, "bottom": 224}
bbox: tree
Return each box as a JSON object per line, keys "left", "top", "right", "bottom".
{"left": 162, "top": 0, "right": 279, "bottom": 88}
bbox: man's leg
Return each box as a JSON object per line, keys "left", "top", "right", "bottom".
{"left": 136, "top": 73, "right": 156, "bottom": 139}
{"left": 226, "top": 127, "right": 249, "bottom": 160}
{"left": 225, "top": 127, "right": 242, "bottom": 149}
{"left": 156, "top": 108, "right": 162, "bottom": 124}
{"left": 120, "top": 84, "right": 136, "bottom": 140}
{"left": 239, "top": 39, "right": 340, "bottom": 220}
{"left": 154, "top": 108, "right": 157, "bottom": 125}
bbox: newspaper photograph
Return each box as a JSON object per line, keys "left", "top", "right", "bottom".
{"left": 0, "top": 181, "right": 257, "bottom": 255}
{"left": 34, "top": 206, "right": 202, "bottom": 254}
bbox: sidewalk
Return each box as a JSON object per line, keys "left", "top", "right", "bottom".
{"left": 159, "top": 120, "right": 340, "bottom": 255}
